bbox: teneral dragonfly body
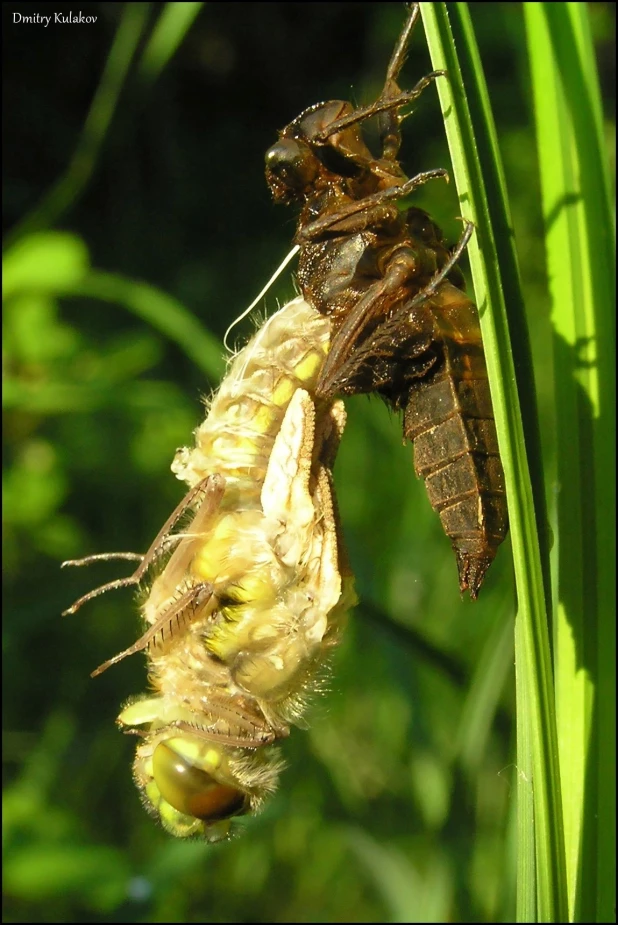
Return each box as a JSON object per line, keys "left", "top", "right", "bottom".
{"left": 64, "top": 297, "right": 355, "bottom": 839}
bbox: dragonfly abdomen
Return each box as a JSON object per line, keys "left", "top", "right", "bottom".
{"left": 403, "top": 293, "right": 508, "bottom": 598}
{"left": 172, "top": 297, "right": 331, "bottom": 490}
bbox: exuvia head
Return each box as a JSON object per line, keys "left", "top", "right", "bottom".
{"left": 265, "top": 136, "right": 320, "bottom": 203}
{"left": 265, "top": 99, "right": 379, "bottom": 204}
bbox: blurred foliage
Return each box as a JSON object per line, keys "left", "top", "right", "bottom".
{"left": 3, "top": 3, "right": 614, "bottom": 923}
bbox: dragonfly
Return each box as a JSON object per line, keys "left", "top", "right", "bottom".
{"left": 64, "top": 297, "right": 356, "bottom": 840}
{"left": 265, "top": 1, "right": 508, "bottom": 598}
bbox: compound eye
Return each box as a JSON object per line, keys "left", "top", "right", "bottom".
{"left": 265, "top": 139, "right": 317, "bottom": 189}
{"left": 152, "top": 741, "right": 247, "bottom": 822}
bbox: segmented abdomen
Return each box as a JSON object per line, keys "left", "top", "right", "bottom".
{"left": 159, "top": 296, "right": 354, "bottom": 722}
{"left": 403, "top": 282, "right": 508, "bottom": 598}
{"left": 172, "top": 297, "right": 331, "bottom": 491}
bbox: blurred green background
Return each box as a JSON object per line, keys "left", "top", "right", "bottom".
{"left": 3, "top": 3, "right": 615, "bottom": 923}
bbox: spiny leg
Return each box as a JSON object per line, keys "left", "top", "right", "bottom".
{"left": 408, "top": 220, "right": 474, "bottom": 309}
{"left": 90, "top": 580, "right": 216, "bottom": 677}
{"left": 384, "top": 3, "right": 421, "bottom": 88}
{"left": 62, "top": 551, "right": 144, "bottom": 567}
{"left": 167, "top": 718, "right": 278, "bottom": 749}
{"left": 314, "top": 73, "right": 446, "bottom": 144}
{"left": 337, "top": 220, "right": 475, "bottom": 390}
{"left": 379, "top": 3, "right": 421, "bottom": 160}
{"left": 316, "top": 248, "right": 423, "bottom": 400}
{"left": 297, "top": 169, "right": 449, "bottom": 243}
{"left": 123, "top": 714, "right": 278, "bottom": 750}
{"left": 316, "top": 222, "right": 474, "bottom": 401}
{"left": 62, "top": 473, "right": 225, "bottom": 615}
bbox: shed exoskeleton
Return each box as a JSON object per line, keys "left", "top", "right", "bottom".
{"left": 265, "top": 2, "right": 508, "bottom": 597}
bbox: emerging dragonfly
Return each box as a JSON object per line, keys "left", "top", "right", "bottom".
{"left": 63, "top": 1, "right": 507, "bottom": 841}
{"left": 266, "top": 2, "right": 508, "bottom": 597}
{"left": 64, "top": 298, "right": 356, "bottom": 840}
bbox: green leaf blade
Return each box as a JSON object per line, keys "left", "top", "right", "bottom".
{"left": 525, "top": 3, "right": 616, "bottom": 921}
{"left": 421, "top": 4, "right": 568, "bottom": 920}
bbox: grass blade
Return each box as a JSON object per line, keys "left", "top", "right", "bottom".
{"left": 420, "top": 4, "right": 568, "bottom": 920}
{"left": 525, "top": 4, "right": 616, "bottom": 921}
{"left": 137, "top": 2, "right": 205, "bottom": 86}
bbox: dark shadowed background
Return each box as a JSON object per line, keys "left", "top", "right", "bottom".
{"left": 3, "top": 2, "right": 615, "bottom": 923}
